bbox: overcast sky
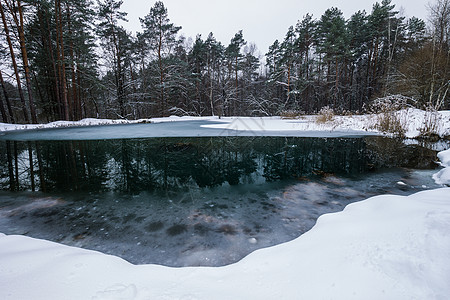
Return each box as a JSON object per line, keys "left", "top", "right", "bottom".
{"left": 120, "top": 0, "right": 431, "bottom": 56}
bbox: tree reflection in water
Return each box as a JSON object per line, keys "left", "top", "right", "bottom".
{"left": 0, "top": 136, "right": 442, "bottom": 267}
{"left": 0, "top": 136, "right": 439, "bottom": 193}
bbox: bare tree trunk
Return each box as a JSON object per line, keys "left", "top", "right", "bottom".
{"left": 55, "top": 0, "right": 70, "bottom": 120}
{"left": 0, "top": 70, "right": 15, "bottom": 123}
{"left": 27, "top": 142, "right": 35, "bottom": 191}
{"left": 208, "top": 58, "right": 214, "bottom": 116}
{"left": 0, "top": 89, "right": 7, "bottom": 122}
{"left": 14, "top": 141, "right": 19, "bottom": 188}
{"left": 6, "top": 141, "right": 16, "bottom": 191}
{"left": 38, "top": 5, "right": 61, "bottom": 120}
{"left": 0, "top": 1, "right": 29, "bottom": 123}
{"left": 66, "top": 4, "right": 79, "bottom": 120}
{"left": 335, "top": 58, "right": 339, "bottom": 108}
{"left": 16, "top": 0, "right": 37, "bottom": 123}
{"left": 158, "top": 17, "right": 165, "bottom": 116}
{"left": 35, "top": 141, "right": 46, "bottom": 192}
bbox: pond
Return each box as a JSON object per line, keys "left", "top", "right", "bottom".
{"left": 0, "top": 123, "right": 445, "bottom": 267}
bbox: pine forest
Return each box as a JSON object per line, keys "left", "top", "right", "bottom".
{"left": 0, "top": 0, "right": 449, "bottom": 124}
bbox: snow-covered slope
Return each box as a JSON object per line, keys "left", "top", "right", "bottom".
{"left": 201, "top": 109, "right": 450, "bottom": 138}
{"left": 1, "top": 187, "right": 449, "bottom": 300}
{"left": 433, "top": 149, "right": 450, "bottom": 186}
{"left": 1, "top": 112, "right": 449, "bottom": 299}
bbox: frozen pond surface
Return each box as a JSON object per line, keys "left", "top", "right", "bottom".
{"left": 0, "top": 119, "right": 377, "bottom": 140}
{"left": 0, "top": 124, "right": 445, "bottom": 267}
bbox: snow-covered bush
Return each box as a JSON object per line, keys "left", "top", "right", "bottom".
{"left": 418, "top": 108, "right": 442, "bottom": 139}
{"left": 369, "top": 95, "right": 412, "bottom": 137}
{"left": 316, "top": 106, "right": 334, "bottom": 124}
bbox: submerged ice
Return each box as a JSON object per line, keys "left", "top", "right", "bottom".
{"left": 0, "top": 135, "right": 444, "bottom": 266}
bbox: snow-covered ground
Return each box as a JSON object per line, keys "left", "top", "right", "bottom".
{"left": 0, "top": 186, "right": 449, "bottom": 299}
{"left": 1, "top": 110, "right": 450, "bottom": 299}
{"left": 433, "top": 149, "right": 450, "bottom": 186}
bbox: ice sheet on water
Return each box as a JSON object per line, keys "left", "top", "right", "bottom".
{"left": 0, "top": 120, "right": 378, "bottom": 141}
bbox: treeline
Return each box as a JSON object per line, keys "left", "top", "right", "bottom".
{"left": 0, "top": 0, "right": 449, "bottom": 124}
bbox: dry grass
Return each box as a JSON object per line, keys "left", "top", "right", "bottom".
{"left": 418, "top": 108, "right": 442, "bottom": 139}
{"left": 316, "top": 106, "right": 335, "bottom": 124}
{"left": 368, "top": 96, "right": 410, "bottom": 137}
{"left": 280, "top": 110, "right": 305, "bottom": 119}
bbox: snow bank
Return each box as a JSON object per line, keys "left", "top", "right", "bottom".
{"left": 433, "top": 149, "right": 450, "bottom": 186}
{"left": 1, "top": 188, "right": 450, "bottom": 300}
{"left": 0, "top": 116, "right": 218, "bottom": 132}
{"left": 400, "top": 109, "right": 450, "bottom": 138}
{"left": 200, "top": 115, "right": 376, "bottom": 134}
{"left": 200, "top": 109, "right": 450, "bottom": 138}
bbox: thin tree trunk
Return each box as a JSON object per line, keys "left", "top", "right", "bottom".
{"left": 234, "top": 56, "right": 239, "bottom": 115}
{"left": 158, "top": 17, "right": 165, "bottom": 116}
{"left": 0, "top": 88, "right": 7, "bottom": 122}
{"left": 208, "top": 58, "right": 214, "bottom": 116}
{"left": 76, "top": 60, "right": 83, "bottom": 118}
{"left": 27, "top": 142, "right": 35, "bottom": 191}
{"left": 16, "top": 0, "right": 37, "bottom": 123}
{"left": 0, "top": 1, "right": 29, "bottom": 123}
{"left": 67, "top": 4, "right": 79, "bottom": 120}
{"left": 35, "top": 141, "right": 46, "bottom": 192}
{"left": 6, "top": 141, "right": 16, "bottom": 191}
{"left": 335, "top": 57, "right": 339, "bottom": 108}
{"left": 55, "top": 0, "right": 70, "bottom": 120}
{"left": 14, "top": 141, "right": 19, "bottom": 188}
{"left": 0, "top": 70, "right": 14, "bottom": 123}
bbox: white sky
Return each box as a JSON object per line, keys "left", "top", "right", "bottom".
{"left": 120, "top": 0, "right": 430, "bottom": 56}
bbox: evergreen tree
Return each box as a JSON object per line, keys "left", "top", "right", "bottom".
{"left": 367, "top": 0, "right": 404, "bottom": 97}
{"left": 224, "top": 30, "right": 246, "bottom": 115}
{"left": 24, "top": 0, "right": 98, "bottom": 121}
{"left": 204, "top": 32, "right": 225, "bottom": 116}
{"left": 279, "top": 26, "right": 298, "bottom": 107}
{"left": 316, "top": 7, "right": 348, "bottom": 108}
{"left": 347, "top": 10, "right": 370, "bottom": 109}
{"left": 0, "top": 0, "right": 31, "bottom": 123}
{"left": 140, "top": 1, "right": 181, "bottom": 116}
{"left": 241, "top": 43, "right": 260, "bottom": 114}
{"left": 295, "top": 14, "right": 316, "bottom": 112}
{"left": 188, "top": 35, "right": 207, "bottom": 113}
{"left": 97, "top": 0, "right": 132, "bottom": 118}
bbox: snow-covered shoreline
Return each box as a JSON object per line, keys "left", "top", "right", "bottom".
{"left": 1, "top": 111, "right": 450, "bottom": 299}
{"left": 433, "top": 149, "right": 450, "bottom": 186}
{"left": 1, "top": 108, "right": 450, "bottom": 139}
{"left": 1, "top": 186, "right": 449, "bottom": 300}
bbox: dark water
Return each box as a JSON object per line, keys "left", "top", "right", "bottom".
{"left": 0, "top": 134, "right": 443, "bottom": 266}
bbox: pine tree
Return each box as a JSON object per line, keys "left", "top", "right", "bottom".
{"left": 225, "top": 30, "right": 246, "bottom": 115}
{"left": 204, "top": 33, "right": 225, "bottom": 116}
{"left": 295, "top": 14, "right": 315, "bottom": 112}
{"left": 367, "top": 0, "right": 404, "bottom": 97}
{"left": 97, "top": 0, "right": 131, "bottom": 118}
{"left": 24, "top": 0, "right": 98, "bottom": 121}
{"left": 189, "top": 35, "right": 207, "bottom": 113}
{"left": 0, "top": 0, "right": 30, "bottom": 123}
{"left": 347, "top": 10, "right": 370, "bottom": 109}
{"left": 140, "top": 1, "right": 181, "bottom": 116}
{"left": 316, "top": 7, "right": 348, "bottom": 108}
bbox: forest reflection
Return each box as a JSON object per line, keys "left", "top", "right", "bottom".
{"left": 0, "top": 137, "right": 438, "bottom": 193}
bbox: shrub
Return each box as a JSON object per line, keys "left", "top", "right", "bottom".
{"left": 375, "top": 111, "right": 406, "bottom": 137}
{"left": 280, "top": 110, "right": 305, "bottom": 119}
{"left": 316, "top": 106, "right": 334, "bottom": 124}
{"left": 369, "top": 95, "right": 411, "bottom": 137}
{"left": 419, "top": 108, "right": 442, "bottom": 139}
